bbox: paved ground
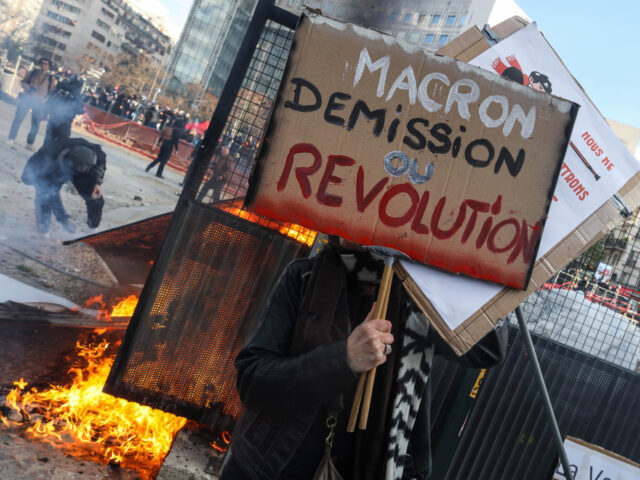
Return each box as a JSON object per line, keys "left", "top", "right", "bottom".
{"left": 0, "top": 99, "right": 185, "bottom": 305}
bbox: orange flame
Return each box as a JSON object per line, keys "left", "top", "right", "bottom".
{"left": 75, "top": 295, "right": 139, "bottom": 322}
{"left": 211, "top": 430, "right": 231, "bottom": 452}
{"left": 0, "top": 340, "right": 186, "bottom": 479}
{"left": 111, "top": 295, "right": 139, "bottom": 317}
{"left": 220, "top": 205, "right": 316, "bottom": 247}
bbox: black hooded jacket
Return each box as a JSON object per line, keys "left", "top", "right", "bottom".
{"left": 226, "top": 245, "right": 508, "bottom": 480}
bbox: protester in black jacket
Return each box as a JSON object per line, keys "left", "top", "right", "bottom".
{"left": 22, "top": 137, "right": 106, "bottom": 234}
{"left": 42, "top": 75, "right": 85, "bottom": 149}
{"left": 221, "top": 239, "right": 508, "bottom": 480}
{"left": 145, "top": 124, "right": 180, "bottom": 178}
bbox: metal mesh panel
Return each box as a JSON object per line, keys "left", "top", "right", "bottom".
{"left": 443, "top": 326, "right": 640, "bottom": 480}
{"left": 104, "top": 203, "right": 310, "bottom": 426}
{"left": 507, "top": 209, "right": 640, "bottom": 372}
{"left": 196, "top": 21, "right": 294, "bottom": 204}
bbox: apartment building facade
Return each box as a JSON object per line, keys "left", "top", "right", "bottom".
{"left": 28, "top": 0, "right": 171, "bottom": 71}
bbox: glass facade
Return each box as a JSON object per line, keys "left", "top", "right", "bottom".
{"left": 164, "top": 0, "right": 257, "bottom": 103}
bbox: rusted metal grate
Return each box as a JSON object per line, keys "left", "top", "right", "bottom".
{"left": 104, "top": 203, "right": 310, "bottom": 427}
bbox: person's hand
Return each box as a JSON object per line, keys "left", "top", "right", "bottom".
{"left": 346, "top": 304, "right": 394, "bottom": 373}
{"left": 92, "top": 184, "right": 102, "bottom": 199}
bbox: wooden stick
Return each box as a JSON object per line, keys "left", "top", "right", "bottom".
{"left": 346, "top": 372, "right": 366, "bottom": 432}
{"left": 359, "top": 262, "right": 393, "bottom": 429}
{"left": 346, "top": 262, "right": 393, "bottom": 432}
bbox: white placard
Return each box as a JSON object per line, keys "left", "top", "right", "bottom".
{"left": 553, "top": 437, "right": 640, "bottom": 480}
{"left": 402, "top": 23, "right": 640, "bottom": 331}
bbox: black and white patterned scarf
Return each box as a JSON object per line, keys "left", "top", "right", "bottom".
{"left": 386, "top": 309, "right": 432, "bottom": 480}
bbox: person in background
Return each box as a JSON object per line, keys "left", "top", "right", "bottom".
{"left": 42, "top": 74, "right": 85, "bottom": 149}
{"left": 7, "top": 57, "right": 56, "bottom": 150}
{"left": 196, "top": 144, "right": 233, "bottom": 202}
{"left": 220, "top": 237, "right": 508, "bottom": 480}
{"left": 145, "top": 123, "right": 180, "bottom": 178}
{"left": 21, "top": 137, "right": 106, "bottom": 234}
{"left": 180, "top": 136, "right": 204, "bottom": 187}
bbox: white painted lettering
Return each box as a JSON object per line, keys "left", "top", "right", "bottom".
{"left": 386, "top": 66, "right": 418, "bottom": 104}
{"left": 353, "top": 47, "right": 390, "bottom": 98}
{"left": 445, "top": 79, "right": 480, "bottom": 120}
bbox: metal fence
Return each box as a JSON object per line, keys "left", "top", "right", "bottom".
{"left": 434, "top": 324, "right": 640, "bottom": 480}
{"left": 193, "top": 19, "right": 294, "bottom": 205}
{"left": 510, "top": 208, "right": 640, "bottom": 373}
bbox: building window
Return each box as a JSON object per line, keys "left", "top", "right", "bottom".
{"left": 51, "top": 0, "right": 81, "bottom": 14}
{"left": 418, "top": 14, "right": 427, "bottom": 24}
{"left": 438, "top": 34, "right": 449, "bottom": 45}
{"left": 408, "top": 31, "right": 420, "bottom": 43}
{"left": 403, "top": 13, "right": 413, "bottom": 23}
{"left": 431, "top": 15, "right": 441, "bottom": 25}
{"left": 627, "top": 250, "right": 639, "bottom": 266}
{"left": 459, "top": 13, "right": 467, "bottom": 25}
{"left": 423, "top": 33, "right": 434, "bottom": 45}
{"left": 96, "top": 19, "right": 111, "bottom": 32}
{"left": 91, "top": 30, "right": 106, "bottom": 43}
{"left": 390, "top": 12, "right": 399, "bottom": 23}
{"left": 101, "top": 7, "right": 115, "bottom": 20}
{"left": 47, "top": 11, "right": 75, "bottom": 26}
{"left": 446, "top": 15, "right": 456, "bottom": 26}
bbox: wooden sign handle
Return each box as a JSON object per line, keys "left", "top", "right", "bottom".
{"left": 346, "top": 262, "right": 394, "bottom": 432}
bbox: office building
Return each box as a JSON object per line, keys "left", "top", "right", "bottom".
{"left": 28, "top": 0, "right": 171, "bottom": 70}
{"left": 161, "top": 0, "right": 256, "bottom": 102}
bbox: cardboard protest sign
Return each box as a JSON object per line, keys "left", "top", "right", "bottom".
{"left": 396, "top": 19, "right": 640, "bottom": 354}
{"left": 553, "top": 437, "right": 640, "bottom": 480}
{"left": 246, "top": 13, "right": 578, "bottom": 290}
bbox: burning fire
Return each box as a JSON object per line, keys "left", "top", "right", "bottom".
{"left": 221, "top": 205, "right": 316, "bottom": 246}
{"left": 77, "top": 294, "right": 139, "bottom": 321}
{"left": 0, "top": 339, "right": 186, "bottom": 479}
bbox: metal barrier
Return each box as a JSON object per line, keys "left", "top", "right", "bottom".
{"left": 82, "top": 104, "right": 195, "bottom": 172}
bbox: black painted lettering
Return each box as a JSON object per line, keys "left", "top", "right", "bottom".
{"left": 465, "top": 138, "right": 494, "bottom": 168}
{"left": 428, "top": 122, "right": 452, "bottom": 154}
{"left": 347, "top": 99, "right": 386, "bottom": 137}
{"left": 284, "top": 78, "right": 322, "bottom": 112}
{"left": 324, "top": 92, "right": 351, "bottom": 127}
{"left": 403, "top": 118, "right": 429, "bottom": 150}
{"left": 494, "top": 147, "right": 525, "bottom": 177}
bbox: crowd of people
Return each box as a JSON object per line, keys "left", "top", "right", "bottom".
{"left": 83, "top": 87, "right": 200, "bottom": 143}
{"left": 4, "top": 56, "right": 261, "bottom": 233}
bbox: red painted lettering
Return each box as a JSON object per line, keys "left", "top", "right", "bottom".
{"left": 355, "top": 165, "right": 388, "bottom": 212}
{"left": 507, "top": 220, "right": 540, "bottom": 264}
{"left": 476, "top": 217, "right": 493, "bottom": 249}
{"left": 378, "top": 183, "right": 419, "bottom": 227}
{"left": 410, "top": 190, "right": 430, "bottom": 234}
{"left": 277, "top": 143, "right": 322, "bottom": 198}
{"left": 431, "top": 196, "right": 467, "bottom": 240}
{"left": 487, "top": 218, "right": 520, "bottom": 253}
{"left": 461, "top": 200, "right": 490, "bottom": 243}
{"left": 317, "top": 155, "right": 355, "bottom": 207}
